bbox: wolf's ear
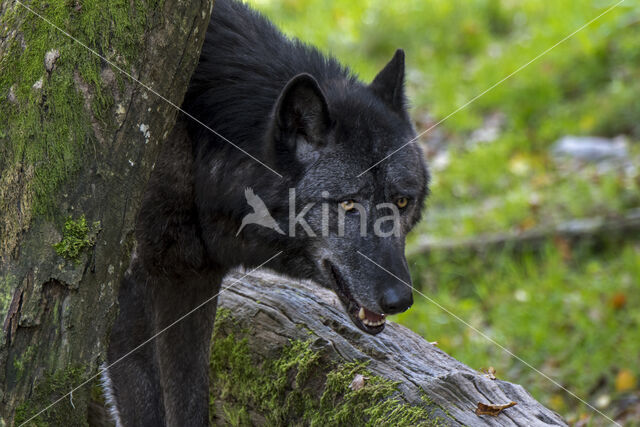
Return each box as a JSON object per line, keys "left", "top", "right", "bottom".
{"left": 274, "top": 73, "right": 331, "bottom": 147}
{"left": 370, "top": 49, "right": 407, "bottom": 115}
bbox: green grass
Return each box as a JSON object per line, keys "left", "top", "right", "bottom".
{"left": 250, "top": 0, "right": 640, "bottom": 423}
{"left": 395, "top": 242, "right": 640, "bottom": 421}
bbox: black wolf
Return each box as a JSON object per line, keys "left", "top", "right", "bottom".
{"left": 105, "top": 0, "right": 429, "bottom": 425}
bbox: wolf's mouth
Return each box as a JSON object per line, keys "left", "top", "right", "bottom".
{"left": 326, "top": 261, "right": 386, "bottom": 335}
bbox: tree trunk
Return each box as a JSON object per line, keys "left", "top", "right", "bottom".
{"left": 210, "top": 271, "right": 566, "bottom": 426}
{"left": 0, "top": 0, "right": 212, "bottom": 424}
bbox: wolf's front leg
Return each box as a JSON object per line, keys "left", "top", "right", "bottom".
{"left": 152, "top": 273, "right": 222, "bottom": 427}
{"left": 106, "top": 268, "right": 165, "bottom": 426}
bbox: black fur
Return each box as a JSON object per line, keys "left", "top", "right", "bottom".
{"left": 106, "top": 0, "right": 429, "bottom": 425}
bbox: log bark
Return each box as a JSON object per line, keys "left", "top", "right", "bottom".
{"left": 0, "top": 0, "right": 212, "bottom": 423}
{"left": 211, "top": 270, "right": 567, "bottom": 426}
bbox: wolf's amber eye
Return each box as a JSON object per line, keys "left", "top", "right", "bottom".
{"left": 340, "top": 200, "right": 355, "bottom": 211}
{"left": 396, "top": 197, "right": 409, "bottom": 208}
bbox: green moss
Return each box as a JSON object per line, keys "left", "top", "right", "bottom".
{"left": 209, "top": 312, "right": 442, "bottom": 426}
{"left": 0, "top": 0, "right": 160, "bottom": 218}
{"left": 214, "top": 307, "right": 234, "bottom": 326}
{"left": 12, "top": 345, "right": 36, "bottom": 382}
{"left": 315, "top": 361, "right": 442, "bottom": 426}
{"left": 221, "top": 404, "right": 251, "bottom": 427}
{"left": 14, "top": 365, "right": 88, "bottom": 426}
{"left": 53, "top": 215, "right": 100, "bottom": 262}
{"left": 0, "top": 274, "right": 17, "bottom": 316}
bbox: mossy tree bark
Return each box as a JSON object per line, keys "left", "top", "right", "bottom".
{"left": 210, "top": 271, "right": 566, "bottom": 426}
{"left": 0, "top": 0, "right": 212, "bottom": 424}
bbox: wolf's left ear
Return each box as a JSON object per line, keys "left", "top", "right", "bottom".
{"left": 370, "top": 49, "right": 407, "bottom": 115}
{"left": 274, "top": 73, "right": 331, "bottom": 148}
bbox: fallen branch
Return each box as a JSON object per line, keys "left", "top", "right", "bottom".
{"left": 408, "top": 208, "right": 640, "bottom": 257}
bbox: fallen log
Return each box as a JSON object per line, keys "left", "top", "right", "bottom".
{"left": 210, "top": 270, "right": 566, "bottom": 426}
{"left": 407, "top": 208, "right": 640, "bottom": 258}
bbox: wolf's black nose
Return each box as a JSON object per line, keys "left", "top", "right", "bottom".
{"left": 380, "top": 287, "right": 413, "bottom": 314}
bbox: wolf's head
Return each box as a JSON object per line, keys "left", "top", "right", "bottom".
{"left": 250, "top": 50, "right": 429, "bottom": 334}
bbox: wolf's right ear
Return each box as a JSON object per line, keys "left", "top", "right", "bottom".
{"left": 273, "top": 73, "right": 331, "bottom": 148}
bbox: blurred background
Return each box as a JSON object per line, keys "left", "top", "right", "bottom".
{"left": 247, "top": 0, "right": 640, "bottom": 424}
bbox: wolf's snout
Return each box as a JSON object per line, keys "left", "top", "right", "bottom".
{"left": 380, "top": 286, "right": 413, "bottom": 314}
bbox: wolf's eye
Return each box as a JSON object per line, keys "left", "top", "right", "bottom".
{"left": 396, "top": 197, "right": 409, "bottom": 208}
{"left": 340, "top": 200, "right": 356, "bottom": 211}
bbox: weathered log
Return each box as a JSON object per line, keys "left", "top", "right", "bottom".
{"left": 0, "top": 0, "right": 212, "bottom": 423}
{"left": 407, "top": 208, "right": 640, "bottom": 258}
{"left": 210, "top": 270, "right": 566, "bottom": 426}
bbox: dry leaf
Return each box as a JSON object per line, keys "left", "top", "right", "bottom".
{"left": 349, "top": 374, "right": 368, "bottom": 391}
{"left": 481, "top": 366, "right": 497, "bottom": 380}
{"left": 474, "top": 401, "right": 517, "bottom": 416}
{"left": 611, "top": 292, "right": 627, "bottom": 310}
{"left": 615, "top": 369, "right": 637, "bottom": 392}
{"left": 430, "top": 341, "right": 439, "bottom": 346}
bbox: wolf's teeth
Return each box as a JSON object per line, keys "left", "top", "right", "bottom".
{"left": 358, "top": 307, "right": 365, "bottom": 320}
{"left": 361, "top": 317, "right": 387, "bottom": 327}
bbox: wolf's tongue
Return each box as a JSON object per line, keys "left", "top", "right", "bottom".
{"left": 358, "top": 306, "right": 385, "bottom": 322}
